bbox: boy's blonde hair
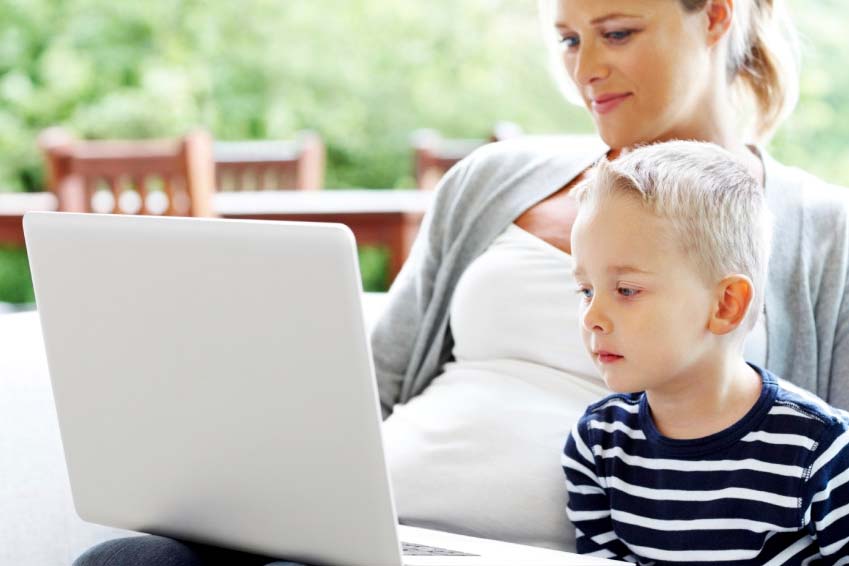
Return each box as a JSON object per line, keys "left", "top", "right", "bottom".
{"left": 573, "top": 141, "right": 772, "bottom": 332}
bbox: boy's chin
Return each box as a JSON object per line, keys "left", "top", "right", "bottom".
{"left": 601, "top": 371, "right": 643, "bottom": 395}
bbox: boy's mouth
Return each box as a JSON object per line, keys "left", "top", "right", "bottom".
{"left": 595, "top": 350, "right": 624, "bottom": 364}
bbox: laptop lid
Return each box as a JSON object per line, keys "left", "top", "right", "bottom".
{"left": 24, "top": 212, "right": 403, "bottom": 566}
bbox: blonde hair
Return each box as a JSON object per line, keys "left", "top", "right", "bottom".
{"left": 539, "top": 0, "right": 800, "bottom": 142}
{"left": 573, "top": 141, "right": 773, "bottom": 332}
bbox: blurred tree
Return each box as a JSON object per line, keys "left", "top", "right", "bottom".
{"left": 0, "top": 245, "right": 34, "bottom": 304}
{"left": 769, "top": 0, "right": 849, "bottom": 186}
{"left": 0, "top": 0, "right": 591, "bottom": 192}
{"left": 0, "top": 0, "right": 846, "bottom": 299}
{"left": 0, "top": 0, "right": 845, "bottom": 191}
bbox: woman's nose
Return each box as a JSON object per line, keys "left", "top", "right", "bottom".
{"left": 571, "top": 42, "right": 609, "bottom": 87}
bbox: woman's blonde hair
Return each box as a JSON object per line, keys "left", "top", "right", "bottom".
{"left": 539, "top": 0, "right": 800, "bottom": 142}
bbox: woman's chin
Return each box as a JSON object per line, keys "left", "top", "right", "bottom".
{"left": 595, "top": 127, "right": 647, "bottom": 152}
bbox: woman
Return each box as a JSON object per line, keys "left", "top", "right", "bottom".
{"left": 75, "top": 0, "right": 849, "bottom": 563}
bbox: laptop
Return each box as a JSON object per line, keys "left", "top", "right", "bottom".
{"left": 24, "top": 212, "right": 624, "bottom": 566}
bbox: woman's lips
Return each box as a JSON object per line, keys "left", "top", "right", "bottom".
{"left": 591, "top": 93, "right": 632, "bottom": 115}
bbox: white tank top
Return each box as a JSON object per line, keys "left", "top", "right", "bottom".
{"left": 382, "top": 224, "right": 767, "bottom": 551}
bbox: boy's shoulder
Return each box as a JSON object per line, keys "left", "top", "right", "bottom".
{"left": 754, "top": 368, "right": 849, "bottom": 454}
{"left": 771, "top": 374, "right": 849, "bottom": 433}
{"left": 579, "top": 391, "right": 644, "bottom": 427}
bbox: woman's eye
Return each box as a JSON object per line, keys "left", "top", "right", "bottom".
{"left": 617, "top": 287, "right": 639, "bottom": 298}
{"left": 604, "top": 29, "right": 633, "bottom": 43}
{"left": 558, "top": 34, "right": 580, "bottom": 50}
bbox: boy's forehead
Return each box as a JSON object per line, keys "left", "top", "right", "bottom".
{"left": 573, "top": 192, "right": 668, "bottom": 241}
{"left": 572, "top": 194, "right": 681, "bottom": 271}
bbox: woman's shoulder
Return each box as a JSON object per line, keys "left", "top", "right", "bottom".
{"left": 433, "top": 133, "right": 606, "bottom": 205}
{"left": 764, "top": 152, "right": 849, "bottom": 226}
{"left": 463, "top": 133, "right": 605, "bottom": 174}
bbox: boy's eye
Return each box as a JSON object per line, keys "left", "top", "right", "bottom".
{"left": 576, "top": 287, "right": 593, "bottom": 299}
{"left": 617, "top": 287, "right": 640, "bottom": 298}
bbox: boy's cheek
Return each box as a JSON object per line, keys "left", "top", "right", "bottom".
{"left": 579, "top": 329, "right": 593, "bottom": 356}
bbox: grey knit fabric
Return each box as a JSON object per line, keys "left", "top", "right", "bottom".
{"left": 372, "top": 136, "right": 849, "bottom": 416}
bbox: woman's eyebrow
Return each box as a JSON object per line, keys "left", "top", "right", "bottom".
{"left": 554, "top": 13, "right": 642, "bottom": 30}
{"left": 590, "top": 13, "right": 642, "bottom": 25}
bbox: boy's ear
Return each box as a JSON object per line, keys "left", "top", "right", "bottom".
{"left": 708, "top": 275, "right": 753, "bottom": 335}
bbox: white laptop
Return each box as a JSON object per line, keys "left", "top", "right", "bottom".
{"left": 24, "top": 212, "right": 623, "bottom": 566}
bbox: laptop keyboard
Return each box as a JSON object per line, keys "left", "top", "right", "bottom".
{"left": 402, "top": 541, "right": 479, "bottom": 557}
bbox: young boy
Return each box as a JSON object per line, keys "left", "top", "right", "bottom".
{"left": 563, "top": 141, "right": 849, "bottom": 564}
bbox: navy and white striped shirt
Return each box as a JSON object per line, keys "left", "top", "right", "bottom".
{"left": 563, "top": 366, "right": 849, "bottom": 565}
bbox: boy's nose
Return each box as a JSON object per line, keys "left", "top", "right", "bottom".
{"left": 581, "top": 298, "right": 612, "bottom": 334}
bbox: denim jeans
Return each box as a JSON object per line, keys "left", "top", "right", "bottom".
{"left": 73, "top": 535, "right": 312, "bottom": 566}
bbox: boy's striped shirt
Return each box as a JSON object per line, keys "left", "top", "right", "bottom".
{"left": 563, "top": 367, "right": 849, "bottom": 565}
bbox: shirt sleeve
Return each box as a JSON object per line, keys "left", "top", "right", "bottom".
{"left": 803, "top": 416, "right": 849, "bottom": 562}
{"left": 563, "top": 417, "right": 634, "bottom": 561}
{"left": 824, "top": 188, "right": 849, "bottom": 412}
{"left": 370, "top": 159, "right": 469, "bottom": 418}
{"left": 826, "top": 251, "right": 849, "bottom": 411}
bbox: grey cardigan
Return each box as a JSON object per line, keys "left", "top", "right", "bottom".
{"left": 372, "top": 136, "right": 849, "bottom": 416}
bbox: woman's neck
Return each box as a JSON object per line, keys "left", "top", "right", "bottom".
{"left": 609, "top": 135, "right": 764, "bottom": 187}
{"left": 607, "top": 85, "right": 766, "bottom": 186}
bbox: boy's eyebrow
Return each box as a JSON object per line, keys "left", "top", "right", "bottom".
{"left": 610, "top": 265, "right": 654, "bottom": 276}
{"left": 571, "top": 265, "right": 654, "bottom": 279}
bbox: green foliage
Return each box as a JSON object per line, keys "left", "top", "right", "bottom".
{"left": 768, "top": 0, "right": 849, "bottom": 185}
{"left": 358, "top": 246, "right": 390, "bottom": 292}
{"left": 0, "top": 0, "right": 847, "bottom": 300}
{"left": 0, "top": 0, "right": 592, "bottom": 299}
{"left": 0, "top": 0, "right": 590, "bottom": 193}
{"left": 0, "top": 0, "right": 846, "bottom": 191}
{"left": 0, "top": 245, "right": 34, "bottom": 304}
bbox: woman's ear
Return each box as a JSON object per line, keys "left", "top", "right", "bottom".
{"left": 708, "top": 274, "right": 753, "bottom": 335}
{"left": 705, "top": 0, "right": 735, "bottom": 47}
